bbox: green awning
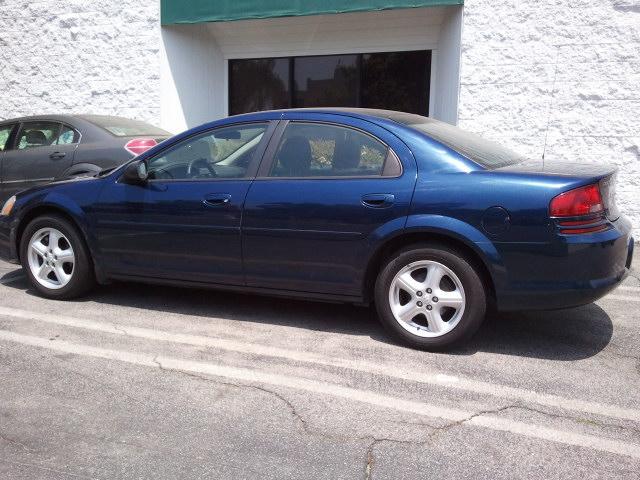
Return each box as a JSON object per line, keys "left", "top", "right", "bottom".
{"left": 161, "top": 1, "right": 463, "bottom": 25}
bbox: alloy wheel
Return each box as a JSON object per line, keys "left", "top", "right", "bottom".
{"left": 27, "top": 227, "right": 75, "bottom": 290}
{"left": 388, "top": 260, "right": 465, "bottom": 337}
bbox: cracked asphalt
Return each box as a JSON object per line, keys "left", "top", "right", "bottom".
{"left": 0, "top": 257, "right": 639, "bottom": 480}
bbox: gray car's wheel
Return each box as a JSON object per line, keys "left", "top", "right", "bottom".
{"left": 20, "top": 215, "right": 95, "bottom": 299}
{"left": 375, "top": 244, "right": 486, "bottom": 350}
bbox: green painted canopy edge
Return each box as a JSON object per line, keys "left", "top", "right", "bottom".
{"left": 161, "top": 1, "right": 464, "bottom": 25}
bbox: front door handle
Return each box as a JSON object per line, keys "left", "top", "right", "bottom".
{"left": 49, "top": 151, "right": 66, "bottom": 160}
{"left": 203, "top": 193, "right": 231, "bottom": 207}
{"left": 362, "top": 193, "right": 394, "bottom": 208}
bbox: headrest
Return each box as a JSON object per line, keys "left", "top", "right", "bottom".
{"left": 26, "top": 130, "right": 47, "bottom": 145}
{"left": 277, "top": 136, "right": 311, "bottom": 176}
{"left": 333, "top": 139, "right": 361, "bottom": 170}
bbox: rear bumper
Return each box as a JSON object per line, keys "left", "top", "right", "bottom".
{"left": 0, "top": 215, "right": 20, "bottom": 264}
{"left": 496, "top": 216, "right": 634, "bottom": 311}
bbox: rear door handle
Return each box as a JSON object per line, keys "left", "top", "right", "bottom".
{"left": 49, "top": 152, "right": 66, "bottom": 159}
{"left": 362, "top": 193, "right": 395, "bottom": 208}
{"left": 203, "top": 193, "right": 231, "bottom": 207}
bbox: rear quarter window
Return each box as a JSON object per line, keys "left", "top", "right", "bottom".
{"left": 56, "top": 125, "right": 80, "bottom": 144}
{"left": 387, "top": 112, "right": 525, "bottom": 169}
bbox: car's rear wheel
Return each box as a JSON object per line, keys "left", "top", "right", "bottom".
{"left": 20, "top": 215, "right": 95, "bottom": 299}
{"left": 375, "top": 244, "right": 486, "bottom": 350}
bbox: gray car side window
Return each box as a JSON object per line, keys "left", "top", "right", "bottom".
{"left": 0, "top": 124, "right": 16, "bottom": 151}
{"left": 55, "top": 125, "right": 80, "bottom": 145}
{"left": 16, "top": 122, "right": 61, "bottom": 150}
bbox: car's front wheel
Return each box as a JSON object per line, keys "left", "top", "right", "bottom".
{"left": 375, "top": 244, "right": 486, "bottom": 350}
{"left": 20, "top": 215, "right": 95, "bottom": 299}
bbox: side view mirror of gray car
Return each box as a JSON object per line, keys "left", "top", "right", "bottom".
{"left": 121, "top": 160, "right": 148, "bottom": 184}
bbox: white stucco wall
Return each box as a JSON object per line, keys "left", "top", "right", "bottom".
{"left": 458, "top": 0, "right": 640, "bottom": 233}
{"left": 0, "top": 0, "right": 161, "bottom": 124}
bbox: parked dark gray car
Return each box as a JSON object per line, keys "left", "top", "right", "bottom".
{"left": 0, "top": 115, "right": 171, "bottom": 201}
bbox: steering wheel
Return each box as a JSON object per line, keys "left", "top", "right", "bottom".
{"left": 187, "top": 158, "right": 217, "bottom": 178}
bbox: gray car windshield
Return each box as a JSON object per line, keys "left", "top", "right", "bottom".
{"left": 389, "top": 112, "right": 526, "bottom": 169}
{"left": 82, "top": 115, "right": 171, "bottom": 137}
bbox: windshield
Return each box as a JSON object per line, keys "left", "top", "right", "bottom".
{"left": 82, "top": 115, "right": 171, "bottom": 137}
{"left": 388, "top": 112, "right": 526, "bottom": 169}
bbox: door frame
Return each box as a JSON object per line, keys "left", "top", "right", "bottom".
{"left": 240, "top": 113, "right": 418, "bottom": 296}
{"left": 97, "top": 119, "right": 280, "bottom": 284}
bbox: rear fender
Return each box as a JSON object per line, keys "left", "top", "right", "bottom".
{"left": 405, "top": 214, "right": 505, "bottom": 285}
{"left": 364, "top": 214, "right": 507, "bottom": 294}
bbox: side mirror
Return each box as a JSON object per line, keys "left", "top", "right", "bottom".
{"left": 121, "top": 160, "right": 148, "bottom": 184}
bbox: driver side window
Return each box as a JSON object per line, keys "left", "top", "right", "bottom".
{"left": 147, "top": 123, "right": 268, "bottom": 180}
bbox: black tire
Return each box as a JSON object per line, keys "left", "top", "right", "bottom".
{"left": 20, "top": 214, "right": 96, "bottom": 299}
{"left": 374, "top": 244, "right": 486, "bottom": 351}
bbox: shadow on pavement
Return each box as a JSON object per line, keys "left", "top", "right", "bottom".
{"left": 1, "top": 269, "right": 613, "bottom": 361}
{"left": 452, "top": 304, "right": 613, "bottom": 360}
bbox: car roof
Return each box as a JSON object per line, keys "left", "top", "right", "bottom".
{"left": 0, "top": 114, "right": 82, "bottom": 124}
{"left": 0, "top": 114, "right": 151, "bottom": 124}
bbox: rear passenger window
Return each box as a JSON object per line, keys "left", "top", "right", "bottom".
{"left": 269, "top": 122, "right": 390, "bottom": 178}
{"left": 16, "top": 122, "right": 60, "bottom": 150}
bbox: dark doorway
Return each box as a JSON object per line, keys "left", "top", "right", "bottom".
{"left": 229, "top": 50, "right": 431, "bottom": 116}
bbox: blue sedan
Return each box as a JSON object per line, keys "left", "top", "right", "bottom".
{"left": 0, "top": 108, "right": 633, "bottom": 350}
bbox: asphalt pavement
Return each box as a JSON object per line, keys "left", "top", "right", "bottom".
{"left": 0, "top": 257, "right": 639, "bottom": 479}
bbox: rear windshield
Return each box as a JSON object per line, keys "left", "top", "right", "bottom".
{"left": 82, "top": 115, "right": 171, "bottom": 137}
{"left": 389, "top": 112, "right": 525, "bottom": 169}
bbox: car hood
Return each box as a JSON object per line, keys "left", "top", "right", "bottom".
{"left": 15, "top": 174, "right": 101, "bottom": 199}
{"left": 495, "top": 158, "right": 617, "bottom": 178}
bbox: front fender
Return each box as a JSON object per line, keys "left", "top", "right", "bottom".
{"left": 16, "top": 192, "right": 92, "bottom": 251}
{"left": 19, "top": 191, "right": 87, "bottom": 223}
{"left": 12, "top": 186, "right": 105, "bottom": 280}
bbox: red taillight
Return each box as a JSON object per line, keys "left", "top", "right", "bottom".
{"left": 549, "top": 184, "right": 604, "bottom": 218}
{"left": 550, "top": 183, "right": 609, "bottom": 234}
{"left": 124, "top": 138, "right": 157, "bottom": 156}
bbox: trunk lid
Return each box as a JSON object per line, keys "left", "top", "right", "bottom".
{"left": 495, "top": 158, "right": 616, "bottom": 178}
{"left": 497, "top": 159, "right": 620, "bottom": 221}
